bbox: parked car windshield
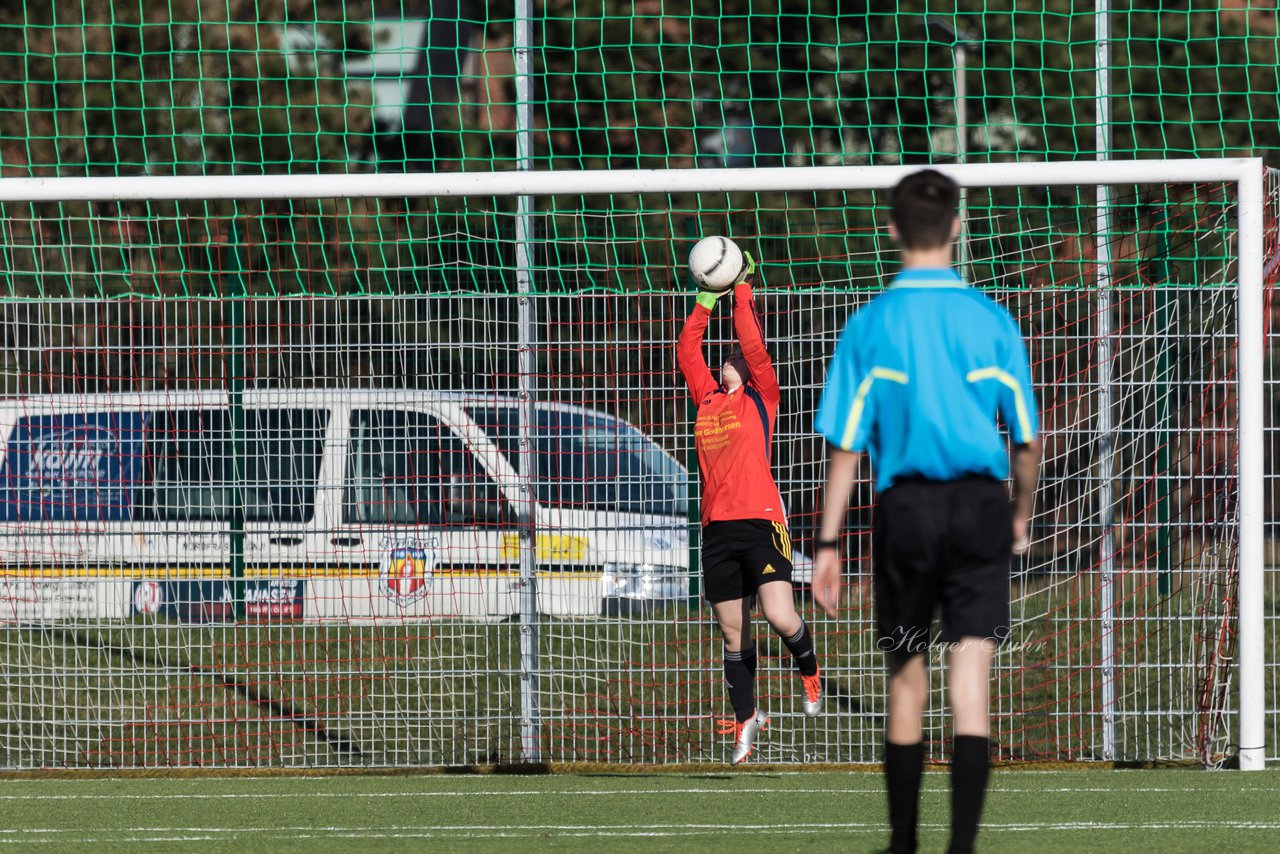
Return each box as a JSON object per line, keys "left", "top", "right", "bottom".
{"left": 466, "top": 404, "right": 689, "bottom": 517}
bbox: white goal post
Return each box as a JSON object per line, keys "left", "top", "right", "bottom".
{"left": 0, "top": 158, "right": 1267, "bottom": 771}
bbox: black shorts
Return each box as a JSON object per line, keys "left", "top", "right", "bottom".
{"left": 701, "top": 519, "right": 794, "bottom": 603}
{"left": 873, "top": 476, "right": 1013, "bottom": 666}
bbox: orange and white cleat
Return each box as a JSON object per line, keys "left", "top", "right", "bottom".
{"left": 801, "top": 668, "right": 823, "bottom": 717}
{"left": 717, "top": 709, "right": 770, "bottom": 765}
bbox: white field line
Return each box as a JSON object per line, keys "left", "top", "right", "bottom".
{"left": 2, "top": 769, "right": 1162, "bottom": 782}
{"left": 0, "top": 784, "right": 1278, "bottom": 802}
{"left": 3, "top": 819, "right": 1280, "bottom": 843}
{"left": 5, "top": 768, "right": 1278, "bottom": 786}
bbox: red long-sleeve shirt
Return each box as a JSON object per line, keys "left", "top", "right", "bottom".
{"left": 676, "top": 281, "right": 787, "bottom": 526}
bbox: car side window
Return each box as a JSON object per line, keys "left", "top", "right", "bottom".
{"left": 345, "top": 409, "right": 510, "bottom": 527}
{"left": 243, "top": 408, "right": 329, "bottom": 522}
{"left": 135, "top": 408, "right": 328, "bottom": 522}
{"left": 464, "top": 403, "right": 688, "bottom": 516}
{"left": 135, "top": 409, "right": 231, "bottom": 521}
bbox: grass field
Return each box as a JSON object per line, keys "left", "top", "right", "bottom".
{"left": 1, "top": 768, "right": 1278, "bottom": 852}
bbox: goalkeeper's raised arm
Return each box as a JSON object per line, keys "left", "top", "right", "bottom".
{"left": 728, "top": 269, "right": 779, "bottom": 407}
{"left": 675, "top": 284, "right": 718, "bottom": 404}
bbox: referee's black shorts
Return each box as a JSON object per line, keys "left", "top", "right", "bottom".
{"left": 872, "top": 476, "right": 1013, "bottom": 666}
{"left": 701, "top": 519, "right": 794, "bottom": 604}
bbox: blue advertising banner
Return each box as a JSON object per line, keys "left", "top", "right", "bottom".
{"left": 0, "top": 412, "right": 148, "bottom": 521}
{"left": 131, "top": 578, "right": 306, "bottom": 622}
{"left": 131, "top": 579, "right": 235, "bottom": 623}
{"left": 244, "top": 578, "right": 306, "bottom": 619}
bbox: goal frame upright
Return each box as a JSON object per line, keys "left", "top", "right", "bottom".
{"left": 0, "top": 157, "right": 1267, "bottom": 771}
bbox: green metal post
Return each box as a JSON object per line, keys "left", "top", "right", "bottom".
{"left": 225, "top": 220, "right": 247, "bottom": 620}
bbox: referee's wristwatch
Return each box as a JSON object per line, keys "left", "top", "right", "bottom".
{"left": 814, "top": 537, "right": 840, "bottom": 553}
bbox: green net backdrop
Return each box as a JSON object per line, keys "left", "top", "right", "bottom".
{"left": 3, "top": 3, "right": 1276, "bottom": 183}
{"left": 1, "top": 1, "right": 1276, "bottom": 303}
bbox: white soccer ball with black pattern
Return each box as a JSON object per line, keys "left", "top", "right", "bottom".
{"left": 688, "top": 235, "right": 744, "bottom": 293}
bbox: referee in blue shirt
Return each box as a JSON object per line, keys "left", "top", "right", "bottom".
{"left": 812, "top": 170, "right": 1041, "bottom": 854}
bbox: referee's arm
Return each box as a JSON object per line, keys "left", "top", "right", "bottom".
{"left": 1000, "top": 313, "right": 1042, "bottom": 555}
{"left": 1010, "top": 439, "right": 1041, "bottom": 554}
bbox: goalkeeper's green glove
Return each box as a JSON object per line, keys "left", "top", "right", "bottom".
{"left": 695, "top": 289, "right": 723, "bottom": 310}
{"left": 695, "top": 251, "right": 757, "bottom": 310}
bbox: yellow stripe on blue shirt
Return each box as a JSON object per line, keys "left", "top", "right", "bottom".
{"left": 840, "top": 368, "right": 909, "bottom": 450}
{"left": 965, "top": 367, "right": 1035, "bottom": 443}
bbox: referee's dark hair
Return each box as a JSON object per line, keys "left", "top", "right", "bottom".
{"left": 889, "top": 169, "right": 960, "bottom": 250}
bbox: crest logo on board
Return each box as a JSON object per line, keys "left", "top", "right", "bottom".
{"left": 380, "top": 536, "right": 440, "bottom": 605}
{"left": 133, "top": 580, "right": 164, "bottom": 614}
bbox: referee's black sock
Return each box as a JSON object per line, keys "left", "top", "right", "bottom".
{"left": 884, "top": 740, "right": 924, "bottom": 854}
{"left": 723, "top": 643, "right": 758, "bottom": 724}
{"left": 946, "top": 735, "right": 990, "bottom": 854}
{"left": 781, "top": 620, "right": 818, "bottom": 677}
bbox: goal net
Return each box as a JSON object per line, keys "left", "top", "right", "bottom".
{"left": 0, "top": 161, "right": 1270, "bottom": 769}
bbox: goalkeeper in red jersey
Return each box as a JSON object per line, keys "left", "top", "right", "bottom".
{"left": 676, "top": 252, "right": 822, "bottom": 765}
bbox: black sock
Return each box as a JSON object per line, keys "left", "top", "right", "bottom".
{"left": 884, "top": 740, "right": 924, "bottom": 854}
{"left": 947, "top": 736, "right": 990, "bottom": 854}
{"left": 781, "top": 621, "right": 818, "bottom": 676}
{"left": 723, "top": 643, "right": 757, "bottom": 723}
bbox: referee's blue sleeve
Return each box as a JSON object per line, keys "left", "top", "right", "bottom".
{"left": 814, "top": 322, "right": 869, "bottom": 451}
{"left": 999, "top": 318, "right": 1039, "bottom": 444}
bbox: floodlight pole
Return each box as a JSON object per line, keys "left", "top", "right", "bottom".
{"left": 924, "top": 17, "right": 973, "bottom": 279}
{"left": 954, "top": 40, "right": 968, "bottom": 279}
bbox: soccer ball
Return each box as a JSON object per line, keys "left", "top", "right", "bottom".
{"left": 688, "top": 235, "right": 745, "bottom": 293}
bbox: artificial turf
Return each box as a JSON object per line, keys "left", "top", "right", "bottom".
{"left": 1, "top": 767, "right": 1277, "bottom": 852}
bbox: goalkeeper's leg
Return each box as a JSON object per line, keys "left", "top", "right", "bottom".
{"left": 946, "top": 638, "right": 995, "bottom": 854}
{"left": 757, "top": 580, "right": 822, "bottom": 715}
{"left": 713, "top": 598, "right": 769, "bottom": 764}
{"left": 713, "top": 598, "right": 758, "bottom": 723}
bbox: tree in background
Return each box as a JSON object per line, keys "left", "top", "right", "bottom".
{"left": 2, "top": 1, "right": 1275, "bottom": 178}
{"left": 0, "top": 0, "right": 372, "bottom": 177}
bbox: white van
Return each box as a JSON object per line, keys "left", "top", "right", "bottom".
{"left": 0, "top": 391, "right": 692, "bottom": 622}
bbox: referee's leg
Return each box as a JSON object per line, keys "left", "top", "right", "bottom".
{"left": 887, "top": 654, "right": 929, "bottom": 744}
{"left": 941, "top": 477, "right": 1011, "bottom": 854}
{"left": 885, "top": 653, "right": 928, "bottom": 854}
{"left": 946, "top": 637, "right": 996, "bottom": 854}
{"left": 873, "top": 480, "right": 940, "bottom": 854}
